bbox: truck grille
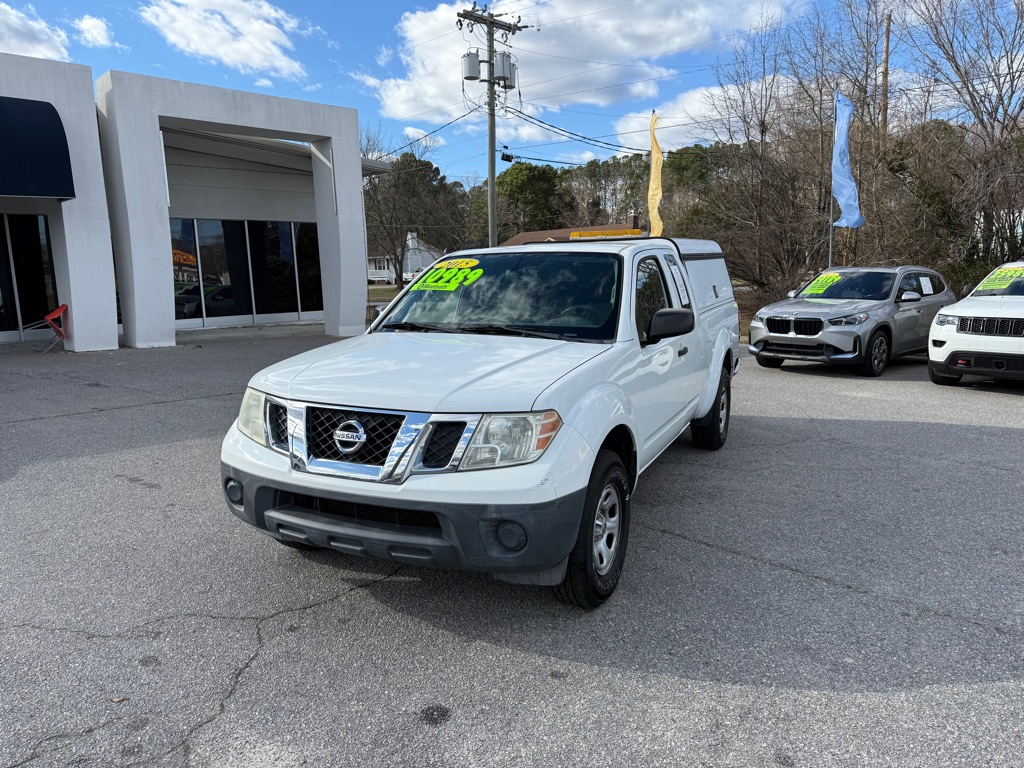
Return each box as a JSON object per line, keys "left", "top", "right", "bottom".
{"left": 306, "top": 407, "right": 405, "bottom": 465}
{"left": 292, "top": 494, "right": 441, "bottom": 530}
{"left": 421, "top": 422, "right": 467, "bottom": 468}
{"left": 268, "top": 402, "right": 288, "bottom": 448}
{"left": 765, "top": 317, "right": 823, "bottom": 336}
{"left": 957, "top": 316, "right": 1024, "bottom": 337}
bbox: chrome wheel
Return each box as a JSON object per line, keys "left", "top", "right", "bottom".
{"left": 592, "top": 484, "right": 622, "bottom": 576}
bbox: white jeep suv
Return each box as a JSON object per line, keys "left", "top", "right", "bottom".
{"left": 928, "top": 261, "right": 1024, "bottom": 385}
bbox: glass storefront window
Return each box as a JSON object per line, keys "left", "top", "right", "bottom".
{"left": 0, "top": 214, "right": 58, "bottom": 334}
{"left": 171, "top": 217, "right": 323, "bottom": 325}
{"left": 197, "top": 219, "right": 252, "bottom": 318}
{"left": 248, "top": 221, "right": 298, "bottom": 315}
{"left": 295, "top": 222, "right": 323, "bottom": 312}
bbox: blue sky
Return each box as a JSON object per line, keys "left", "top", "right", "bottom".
{"left": 0, "top": 0, "right": 804, "bottom": 184}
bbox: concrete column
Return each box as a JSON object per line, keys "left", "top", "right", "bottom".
{"left": 312, "top": 133, "right": 367, "bottom": 337}
{"left": 96, "top": 73, "right": 176, "bottom": 348}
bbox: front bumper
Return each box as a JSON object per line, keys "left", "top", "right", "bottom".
{"left": 748, "top": 320, "right": 864, "bottom": 363}
{"left": 220, "top": 423, "right": 595, "bottom": 585}
{"left": 929, "top": 324, "right": 1024, "bottom": 380}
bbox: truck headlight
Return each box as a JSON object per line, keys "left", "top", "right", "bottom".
{"left": 460, "top": 411, "right": 562, "bottom": 471}
{"left": 934, "top": 314, "right": 959, "bottom": 326}
{"left": 828, "top": 313, "right": 869, "bottom": 326}
{"left": 237, "top": 387, "right": 267, "bottom": 446}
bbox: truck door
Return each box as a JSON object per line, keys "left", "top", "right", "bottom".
{"left": 626, "top": 253, "right": 701, "bottom": 464}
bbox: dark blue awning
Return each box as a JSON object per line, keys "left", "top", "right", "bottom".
{"left": 0, "top": 96, "right": 75, "bottom": 200}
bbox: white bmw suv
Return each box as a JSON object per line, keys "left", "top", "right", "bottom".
{"left": 928, "top": 261, "right": 1024, "bottom": 385}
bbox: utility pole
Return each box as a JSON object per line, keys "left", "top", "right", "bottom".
{"left": 880, "top": 10, "right": 892, "bottom": 143}
{"left": 457, "top": 5, "right": 526, "bottom": 247}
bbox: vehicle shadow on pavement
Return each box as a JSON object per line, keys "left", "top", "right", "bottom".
{"left": 303, "top": 412, "right": 1024, "bottom": 694}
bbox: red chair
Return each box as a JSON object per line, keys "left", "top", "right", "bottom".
{"left": 23, "top": 304, "right": 68, "bottom": 353}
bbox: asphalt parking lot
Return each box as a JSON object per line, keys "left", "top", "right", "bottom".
{"left": 2, "top": 326, "right": 1023, "bottom": 767}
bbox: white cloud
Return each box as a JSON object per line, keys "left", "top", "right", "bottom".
{"left": 302, "top": 82, "right": 321, "bottom": 92}
{"left": 359, "top": 0, "right": 802, "bottom": 132}
{"left": 403, "top": 126, "right": 447, "bottom": 147}
{"left": 73, "top": 15, "right": 127, "bottom": 51}
{"left": 139, "top": 0, "right": 309, "bottom": 79}
{"left": 0, "top": 2, "right": 69, "bottom": 60}
{"left": 254, "top": 77, "right": 273, "bottom": 87}
{"left": 376, "top": 45, "right": 393, "bottom": 67}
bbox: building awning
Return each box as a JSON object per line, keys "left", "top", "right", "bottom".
{"left": 0, "top": 96, "right": 75, "bottom": 200}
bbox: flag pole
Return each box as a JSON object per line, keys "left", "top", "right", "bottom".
{"left": 828, "top": 85, "right": 837, "bottom": 269}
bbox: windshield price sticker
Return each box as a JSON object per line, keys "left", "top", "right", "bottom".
{"left": 978, "top": 267, "right": 1024, "bottom": 291}
{"left": 803, "top": 272, "right": 842, "bottom": 295}
{"left": 411, "top": 261, "right": 484, "bottom": 291}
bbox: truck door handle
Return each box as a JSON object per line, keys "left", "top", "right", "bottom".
{"left": 678, "top": 347, "right": 688, "bottom": 357}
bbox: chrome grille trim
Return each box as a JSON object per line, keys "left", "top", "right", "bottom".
{"left": 957, "top": 316, "right": 1024, "bottom": 337}
{"left": 267, "top": 397, "right": 482, "bottom": 483}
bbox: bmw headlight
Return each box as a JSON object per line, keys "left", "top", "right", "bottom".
{"left": 934, "top": 314, "right": 959, "bottom": 326}
{"left": 237, "top": 387, "right": 267, "bottom": 446}
{"left": 460, "top": 411, "right": 562, "bottom": 471}
{"left": 752, "top": 312, "right": 766, "bottom": 324}
{"left": 828, "top": 313, "right": 869, "bottom": 326}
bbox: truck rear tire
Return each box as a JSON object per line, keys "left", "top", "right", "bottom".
{"left": 555, "top": 449, "right": 630, "bottom": 609}
{"left": 691, "top": 367, "right": 730, "bottom": 450}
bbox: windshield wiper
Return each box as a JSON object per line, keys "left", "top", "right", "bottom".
{"left": 380, "top": 321, "right": 459, "bottom": 333}
{"left": 456, "top": 324, "right": 566, "bottom": 340}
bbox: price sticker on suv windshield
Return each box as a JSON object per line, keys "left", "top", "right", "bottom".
{"left": 803, "top": 272, "right": 842, "bottom": 295}
{"left": 410, "top": 259, "right": 484, "bottom": 291}
{"left": 977, "top": 267, "right": 1024, "bottom": 291}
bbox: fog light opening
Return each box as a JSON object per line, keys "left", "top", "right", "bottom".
{"left": 495, "top": 521, "right": 528, "bottom": 552}
{"left": 225, "top": 479, "right": 244, "bottom": 504}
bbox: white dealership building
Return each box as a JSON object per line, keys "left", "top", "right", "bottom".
{"left": 0, "top": 51, "right": 385, "bottom": 351}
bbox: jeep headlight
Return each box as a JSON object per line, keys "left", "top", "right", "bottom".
{"left": 828, "top": 312, "right": 869, "bottom": 326}
{"left": 460, "top": 411, "right": 562, "bottom": 471}
{"left": 934, "top": 314, "right": 959, "bottom": 326}
{"left": 237, "top": 387, "right": 267, "bottom": 446}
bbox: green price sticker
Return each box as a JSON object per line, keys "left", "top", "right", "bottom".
{"left": 803, "top": 272, "right": 842, "bottom": 295}
{"left": 410, "top": 262, "right": 485, "bottom": 292}
{"left": 977, "top": 267, "right": 1024, "bottom": 291}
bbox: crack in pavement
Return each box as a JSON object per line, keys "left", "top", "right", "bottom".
{"left": 3, "top": 715, "right": 130, "bottom": 768}
{"left": 3, "top": 564, "right": 404, "bottom": 768}
{"left": 643, "top": 524, "right": 1015, "bottom": 637}
{"left": 125, "top": 563, "right": 405, "bottom": 768}
{"left": 8, "top": 392, "right": 243, "bottom": 425}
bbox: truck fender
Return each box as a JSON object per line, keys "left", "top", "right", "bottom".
{"left": 557, "top": 382, "right": 638, "bottom": 456}
{"left": 694, "top": 328, "right": 734, "bottom": 421}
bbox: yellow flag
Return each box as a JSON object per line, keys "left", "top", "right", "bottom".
{"left": 648, "top": 111, "right": 663, "bottom": 237}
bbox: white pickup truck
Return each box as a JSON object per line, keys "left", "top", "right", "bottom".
{"left": 221, "top": 237, "right": 740, "bottom": 608}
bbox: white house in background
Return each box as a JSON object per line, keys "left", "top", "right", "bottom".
{"left": 0, "top": 50, "right": 388, "bottom": 350}
{"left": 367, "top": 231, "right": 444, "bottom": 284}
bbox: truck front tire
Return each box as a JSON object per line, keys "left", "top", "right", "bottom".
{"left": 555, "top": 449, "right": 630, "bottom": 609}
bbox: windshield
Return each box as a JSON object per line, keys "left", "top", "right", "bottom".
{"left": 972, "top": 265, "right": 1024, "bottom": 297}
{"left": 798, "top": 270, "right": 895, "bottom": 301}
{"left": 376, "top": 251, "right": 622, "bottom": 342}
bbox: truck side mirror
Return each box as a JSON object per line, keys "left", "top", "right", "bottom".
{"left": 647, "top": 308, "right": 695, "bottom": 343}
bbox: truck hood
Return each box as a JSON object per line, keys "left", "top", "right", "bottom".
{"left": 759, "top": 297, "right": 885, "bottom": 317}
{"left": 945, "top": 295, "right": 1024, "bottom": 317}
{"left": 249, "top": 332, "right": 610, "bottom": 413}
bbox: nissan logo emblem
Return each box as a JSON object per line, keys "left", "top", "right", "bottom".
{"left": 333, "top": 420, "right": 367, "bottom": 454}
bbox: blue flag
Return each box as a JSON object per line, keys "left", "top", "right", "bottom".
{"left": 832, "top": 89, "right": 864, "bottom": 228}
